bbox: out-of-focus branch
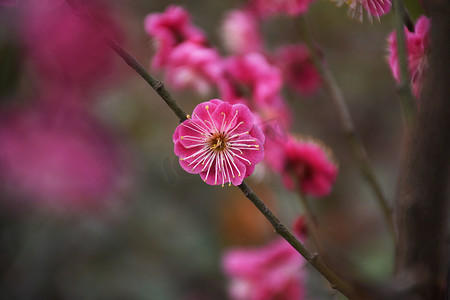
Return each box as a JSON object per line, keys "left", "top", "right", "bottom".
{"left": 395, "top": 0, "right": 450, "bottom": 298}
{"left": 297, "top": 189, "right": 327, "bottom": 260}
{"left": 64, "top": 0, "right": 188, "bottom": 122}
{"left": 297, "top": 17, "right": 395, "bottom": 239}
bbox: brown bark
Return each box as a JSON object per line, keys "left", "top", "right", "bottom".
{"left": 395, "top": 1, "right": 450, "bottom": 299}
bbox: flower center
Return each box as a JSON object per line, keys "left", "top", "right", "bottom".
{"left": 209, "top": 132, "right": 228, "bottom": 151}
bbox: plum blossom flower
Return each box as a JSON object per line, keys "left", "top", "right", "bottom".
{"left": 275, "top": 44, "right": 322, "bottom": 96}
{"left": 22, "top": 0, "right": 124, "bottom": 94}
{"left": 219, "top": 53, "right": 282, "bottom": 107}
{"left": 333, "top": 0, "right": 392, "bottom": 22}
{"left": 222, "top": 238, "right": 306, "bottom": 300}
{"left": 249, "top": 0, "right": 316, "bottom": 18}
{"left": 165, "top": 42, "right": 223, "bottom": 96}
{"left": 282, "top": 136, "right": 338, "bottom": 197}
{"left": 0, "top": 102, "right": 130, "bottom": 212}
{"left": 221, "top": 9, "right": 263, "bottom": 55}
{"left": 144, "top": 5, "right": 207, "bottom": 70}
{"left": 173, "top": 99, "right": 265, "bottom": 186}
{"left": 387, "top": 15, "right": 430, "bottom": 98}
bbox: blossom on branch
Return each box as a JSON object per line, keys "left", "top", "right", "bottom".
{"left": 219, "top": 53, "right": 282, "bottom": 107}
{"left": 165, "top": 42, "right": 223, "bottom": 96}
{"left": 144, "top": 5, "right": 207, "bottom": 70}
{"left": 387, "top": 15, "right": 430, "bottom": 99}
{"left": 173, "top": 99, "right": 265, "bottom": 186}
{"left": 281, "top": 136, "right": 338, "bottom": 197}
{"left": 275, "top": 44, "right": 322, "bottom": 96}
{"left": 222, "top": 238, "right": 306, "bottom": 300}
{"left": 220, "top": 9, "right": 263, "bottom": 55}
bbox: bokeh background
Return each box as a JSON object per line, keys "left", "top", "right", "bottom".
{"left": 0, "top": 0, "right": 424, "bottom": 299}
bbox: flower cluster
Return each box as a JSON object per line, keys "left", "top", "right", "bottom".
{"left": 145, "top": 5, "right": 330, "bottom": 188}
{"left": 387, "top": 15, "right": 430, "bottom": 99}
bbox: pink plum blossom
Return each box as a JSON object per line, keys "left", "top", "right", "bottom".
{"left": 275, "top": 44, "right": 322, "bottom": 96}
{"left": 22, "top": 0, "right": 124, "bottom": 95}
{"left": 219, "top": 53, "right": 282, "bottom": 107}
{"left": 387, "top": 15, "right": 430, "bottom": 98}
{"left": 165, "top": 42, "right": 223, "bottom": 96}
{"left": 221, "top": 9, "right": 263, "bottom": 55}
{"left": 333, "top": 0, "right": 392, "bottom": 22}
{"left": 222, "top": 238, "right": 306, "bottom": 300}
{"left": 0, "top": 102, "right": 130, "bottom": 212}
{"left": 144, "top": 5, "right": 207, "bottom": 70}
{"left": 173, "top": 99, "right": 265, "bottom": 186}
{"left": 249, "top": 0, "right": 316, "bottom": 18}
{"left": 281, "top": 136, "right": 338, "bottom": 197}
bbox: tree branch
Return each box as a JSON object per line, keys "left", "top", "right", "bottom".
{"left": 395, "top": 1, "right": 450, "bottom": 298}
{"left": 297, "top": 17, "right": 395, "bottom": 239}
{"left": 238, "top": 181, "right": 354, "bottom": 298}
{"left": 64, "top": 0, "right": 188, "bottom": 122}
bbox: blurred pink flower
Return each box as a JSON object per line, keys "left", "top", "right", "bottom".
{"left": 221, "top": 9, "right": 263, "bottom": 55}
{"left": 219, "top": 53, "right": 282, "bottom": 107}
{"left": 144, "top": 5, "right": 207, "bottom": 70}
{"left": 0, "top": 0, "right": 17, "bottom": 7}
{"left": 249, "top": 0, "right": 316, "bottom": 18}
{"left": 222, "top": 238, "right": 306, "bottom": 300}
{"left": 333, "top": 0, "right": 391, "bottom": 22}
{"left": 281, "top": 136, "right": 338, "bottom": 197}
{"left": 275, "top": 44, "right": 322, "bottom": 96}
{"left": 165, "top": 42, "right": 223, "bottom": 96}
{"left": 387, "top": 15, "right": 430, "bottom": 98}
{"left": 22, "top": 0, "right": 124, "bottom": 95}
{"left": 0, "top": 101, "right": 130, "bottom": 212}
{"left": 173, "top": 99, "right": 265, "bottom": 186}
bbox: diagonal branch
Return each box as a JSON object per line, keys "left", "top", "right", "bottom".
{"left": 63, "top": 0, "right": 355, "bottom": 297}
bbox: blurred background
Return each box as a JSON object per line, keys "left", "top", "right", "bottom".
{"left": 0, "top": 0, "right": 423, "bottom": 299}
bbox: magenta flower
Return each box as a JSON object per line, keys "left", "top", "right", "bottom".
{"left": 282, "top": 136, "right": 338, "bottom": 197}
{"left": 249, "top": 0, "right": 316, "bottom": 18}
{"left": 173, "top": 99, "right": 265, "bottom": 186}
{"left": 144, "top": 5, "right": 207, "bottom": 70}
{"left": 333, "top": 0, "right": 392, "bottom": 22}
{"left": 219, "top": 53, "right": 282, "bottom": 107}
{"left": 22, "top": 1, "right": 124, "bottom": 94}
{"left": 222, "top": 238, "right": 306, "bottom": 300}
{"left": 275, "top": 44, "right": 322, "bottom": 96}
{"left": 220, "top": 9, "right": 263, "bottom": 55}
{"left": 165, "top": 42, "right": 223, "bottom": 96}
{"left": 387, "top": 15, "right": 430, "bottom": 98}
{"left": 0, "top": 102, "right": 130, "bottom": 212}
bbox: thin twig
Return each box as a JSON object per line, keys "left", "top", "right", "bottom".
{"left": 297, "top": 17, "right": 396, "bottom": 239}
{"left": 64, "top": 0, "right": 188, "bottom": 122}
{"left": 238, "top": 181, "right": 354, "bottom": 298}
{"left": 297, "top": 189, "right": 327, "bottom": 260}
